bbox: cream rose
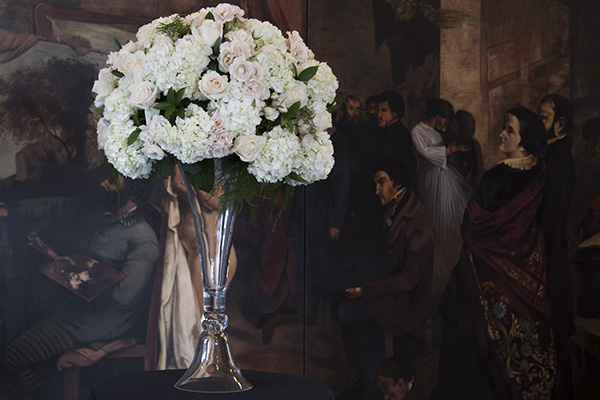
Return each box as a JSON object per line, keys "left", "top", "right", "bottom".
{"left": 213, "top": 3, "right": 244, "bottom": 22}
{"left": 146, "top": 115, "right": 171, "bottom": 139}
{"left": 233, "top": 134, "right": 266, "bottom": 162}
{"left": 230, "top": 41, "right": 252, "bottom": 59}
{"left": 97, "top": 118, "right": 110, "bottom": 150}
{"left": 114, "top": 50, "right": 145, "bottom": 78}
{"left": 312, "top": 111, "right": 332, "bottom": 131}
{"left": 128, "top": 81, "right": 159, "bottom": 109}
{"left": 226, "top": 29, "right": 253, "bottom": 45}
{"left": 143, "top": 143, "right": 165, "bottom": 160}
{"left": 193, "top": 20, "right": 223, "bottom": 47}
{"left": 278, "top": 82, "right": 308, "bottom": 108}
{"left": 199, "top": 71, "right": 228, "bottom": 99}
{"left": 92, "top": 68, "right": 116, "bottom": 106}
{"left": 217, "top": 43, "right": 237, "bottom": 72}
{"left": 243, "top": 79, "right": 269, "bottom": 100}
{"left": 263, "top": 107, "right": 279, "bottom": 121}
{"left": 230, "top": 60, "right": 254, "bottom": 82}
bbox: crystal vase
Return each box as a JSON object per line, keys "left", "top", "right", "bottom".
{"left": 174, "top": 163, "right": 252, "bottom": 393}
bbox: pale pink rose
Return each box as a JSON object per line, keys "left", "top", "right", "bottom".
{"left": 128, "top": 82, "right": 159, "bottom": 109}
{"left": 213, "top": 3, "right": 245, "bottom": 22}
{"left": 97, "top": 118, "right": 110, "bottom": 150}
{"left": 243, "top": 79, "right": 269, "bottom": 100}
{"left": 199, "top": 71, "right": 228, "bottom": 99}
{"left": 229, "top": 60, "right": 254, "bottom": 82}
{"left": 217, "top": 43, "right": 236, "bottom": 72}
{"left": 211, "top": 114, "right": 227, "bottom": 130}
{"left": 146, "top": 115, "right": 171, "bottom": 139}
{"left": 230, "top": 41, "right": 252, "bottom": 59}
{"left": 214, "top": 128, "right": 233, "bottom": 145}
{"left": 233, "top": 135, "right": 266, "bottom": 162}
{"left": 289, "top": 42, "right": 311, "bottom": 63}
{"left": 249, "top": 62, "right": 264, "bottom": 80}
{"left": 226, "top": 29, "right": 253, "bottom": 45}
{"left": 301, "top": 134, "right": 315, "bottom": 150}
{"left": 212, "top": 142, "right": 231, "bottom": 158}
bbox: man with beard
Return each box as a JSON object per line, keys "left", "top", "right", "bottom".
{"left": 537, "top": 93, "right": 576, "bottom": 399}
{"left": 1, "top": 174, "right": 159, "bottom": 397}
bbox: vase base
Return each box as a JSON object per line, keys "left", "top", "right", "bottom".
{"left": 174, "top": 331, "right": 253, "bottom": 393}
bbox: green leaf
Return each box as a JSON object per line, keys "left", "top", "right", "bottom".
{"left": 153, "top": 102, "right": 172, "bottom": 110}
{"left": 127, "top": 128, "right": 141, "bottom": 145}
{"left": 291, "top": 63, "right": 298, "bottom": 77}
{"left": 287, "top": 172, "right": 309, "bottom": 184}
{"left": 132, "top": 111, "right": 141, "bottom": 126}
{"left": 285, "top": 101, "right": 301, "bottom": 116}
{"left": 165, "top": 106, "right": 176, "bottom": 119}
{"left": 89, "top": 103, "right": 104, "bottom": 114}
{"left": 208, "top": 59, "right": 219, "bottom": 71}
{"left": 167, "top": 88, "right": 175, "bottom": 104}
{"left": 181, "top": 159, "right": 215, "bottom": 193}
{"left": 178, "top": 107, "right": 185, "bottom": 119}
{"left": 327, "top": 102, "right": 342, "bottom": 113}
{"left": 113, "top": 38, "right": 122, "bottom": 51}
{"left": 156, "top": 157, "right": 175, "bottom": 178}
{"left": 205, "top": 11, "right": 215, "bottom": 20}
{"left": 174, "top": 88, "right": 185, "bottom": 104}
{"left": 297, "top": 65, "right": 318, "bottom": 82}
{"left": 111, "top": 69, "right": 124, "bottom": 78}
{"left": 212, "top": 36, "right": 222, "bottom": 57}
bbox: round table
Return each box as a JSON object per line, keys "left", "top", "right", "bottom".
{"left": 90, "top": 369, "right": 335, "bottom": 400}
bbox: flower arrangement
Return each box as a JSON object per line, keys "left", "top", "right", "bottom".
{"left": 91, "top": 3, "right": 339, "bottom": 206}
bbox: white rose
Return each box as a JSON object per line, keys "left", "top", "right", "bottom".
{"left": 136, "top": 21, "right": 156, "bottom": 40}
{"left": 199, "top": 71, "right": 228, "bottom": 99}
{"left": 243, "top": 79, "right": 269, "bottom": 100}
{"left": 312, "top": 111, "right": 332, "bottom": 131}
{"left": 263, "top": 107, "right": 279, "bottom": 121}
{"left": 147, "top": 114, "right": 172, "bottom": 139}
{"left": 278, "top": 82, "right": 308, "bottom": 108}
{"left": 233, "top": 134, "right": 266, "bottom": 162}
{"left": 122, "top": 41, "right": 138, "bottom": 53}
{"left": 143, "top": 143, "right": 165, "bottom": 160}
{"left": 211, "top": 114, "right": 227, "bottom": 130}
{"left": 289, "top": 42, "right": 310, "bottom": 63}
{"left": 213, "top": 3, "right": 244, "bottom": 22}
{"left": 217, "top": 43, "right": 237, "bottom": 72}
{"left": 193, "top": 20, "right": 223, "bottom": 47}
{"left": 229, "top": 60, "right": 254, "bottom": 82}
{"left": 92, "top": 68, "right": 116, "bottom": 106}
{"left": 226, "top": 29, "right": 253, "bottom": 45}
{"left": 97, "top": 118, "right": 110, "bottom": 150}
{"left": 128, "top": 82, "right": 159, "bottom": 109}
{"left": 144, "top": 108, "right": 160, "bottom": 124}
{"left": 114, "top": 50, "right": 145, "bottom": 77}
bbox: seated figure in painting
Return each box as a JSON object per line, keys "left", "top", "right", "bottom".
{"left": 432, "top": 106, "right": 556, "bottom": 399}
{"left": 1, "top": 174, "right": 159, "bottom": 396}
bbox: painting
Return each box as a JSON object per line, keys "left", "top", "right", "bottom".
{"left": 1, "top": 0, "right": 599, "bottom": 399}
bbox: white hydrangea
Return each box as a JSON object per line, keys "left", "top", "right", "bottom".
{"left": 290, "top": 131, "right": 334, "bottom": 185}
{"left": 254, "top": 45, "right": 295, "bottom": 94}
{"left": 103, "top": 84, "right": 135, "bottom": 123}
{"left": 154, "top": 104, "right": 215, "bottom": 164}
{"left": 301, "top": 60, "right": 339, "bottom": 104}
{"left": 104, "top": 120, "right": 154, "bottom": 179}
{"left": 207, "top": 81, "right": 264, "bottom": 138}
{"left": 248, "top": 126, "right": 301, "bottom": 183}
{"left": 247, "top": 20, "right": 286, "bottom": 51}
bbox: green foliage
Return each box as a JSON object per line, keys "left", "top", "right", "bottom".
{"left": 111, "top": 69, "right": 124, "bottom": 78}
{"left": 152, "top": 88, "right": 190, "bottom": 124}
{"left": 296, "top": 65, "right": 319, "bottom": 82}
{"left": 180, "top": 159, "right": 215, "bottom": 193}
{"left": 126, "top": 128, "right": 141, "bottom": 145}
{"left": 89, "top": 103, "right": 104, "bottom": 114}
{"left": 113, "top": 38, "right": 122, "bottom": 51}
{"left": 157, "top": 15, "right": 191, "bottom": 40}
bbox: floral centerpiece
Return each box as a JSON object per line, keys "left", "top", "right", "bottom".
{"left": 91, "top": 2, "right": 338, "bottom": 206}
{"left": 90, "top": 3, "right": 339, "bottom": 393}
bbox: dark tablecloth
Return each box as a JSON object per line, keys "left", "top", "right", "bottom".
{"left": 90, "top": 369, "right": 335, "bottom": 400}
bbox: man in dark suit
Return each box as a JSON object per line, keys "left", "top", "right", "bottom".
{"left": 346, "top": 158, "right": 435, "bottom": 362}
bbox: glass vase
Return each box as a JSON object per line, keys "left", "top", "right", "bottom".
{"left": 174, "top": 163, "right": 252, "bottom": 393}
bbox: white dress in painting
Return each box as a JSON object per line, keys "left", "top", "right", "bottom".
{"left": 411, "top": 122, "right": 473, "bottom": 295}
